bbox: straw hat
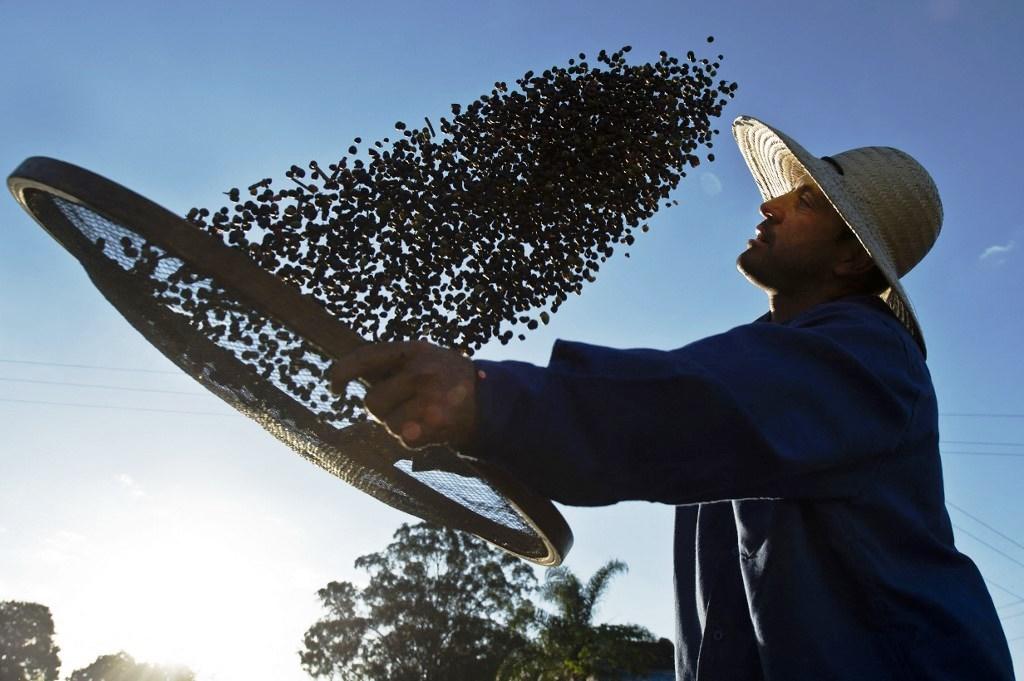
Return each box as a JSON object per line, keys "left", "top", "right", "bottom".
{"left": 731, "top": 115, "right": 942, "bottom": 356}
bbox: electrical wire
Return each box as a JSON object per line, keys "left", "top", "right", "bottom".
{"left": 4, "top": 357, "right": 1024, "bottom": 615}
{"left": 941, "top": 412, "right": 1024, "bottom": 419}
{"left": 953, "top": 524, "right": 1024, "bottom": 571}
{"left": 945, "top": 506, "right": 1024, "bottom": 621}
{"left": 942, "top": 440, "right": 1024, "bottom": 448}
{"left": 0, "top": 376, "right": 205, "bottom": 396}
{"left": 937, "top": 448, "right": 1024, "bottom": 458}
{"left": 987, "top": 580, "right": 1024, "bottom": 604}
{"left": 0, "top": 358, "right": 184, "bottom": 375}
{"left": 948, "top": 502, "right": 1024, "bottom": 553}
{"left": 7, "top": 358, "right": 1024, "bottom": 570}
{"left": 0, "top": 398, "right": 232, "bottom": 417}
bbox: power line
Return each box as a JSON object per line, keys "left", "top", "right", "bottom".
{"left": 0, "top": 358, "right": 184, "bottom": 375}
{"left": 1, "top": 391, "right": 1022, "bottom": 450}
{"left": 0, "top": 376, "right": 205, "bottom": 396}
{"left": 937, "top": 448, "right": 1024, "bottom": 458}
{"left": 953, "top": 524, "right": 1024, "bottom": 572}
{"left": 942, "top": 440, "right": 1024, "bottom": 448}
{"left": 0, "top": 397, "right": 232, "bottom": 417}
{"left": 0, "top": 362, "right": 1019, "bottom": 411}
{"left": 945, "top": 507, "right": 1024, "bottom": 620}
{"left": 947, "top": 502, "right": 1024, "bottom": 553}
{"left": 941, "top": 412, "right": 1024, "bottom": 419}
{"left": 987, "top": 580, "right": 1024, "bottom": 604}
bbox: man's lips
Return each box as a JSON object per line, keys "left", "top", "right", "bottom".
{"left": 753, "top": 223, "right": 772, "bottom": 245}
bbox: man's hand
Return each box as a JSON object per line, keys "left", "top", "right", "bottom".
{"left": 328, "top": 341, "right": 478, "bottom": 451}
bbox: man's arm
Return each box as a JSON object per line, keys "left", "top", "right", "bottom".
{"left": 330, "top": 299, "right": 927, "bottom": 506}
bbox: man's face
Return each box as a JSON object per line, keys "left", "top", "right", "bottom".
{"left": 736, "top": 181, "right": 853, "bottom": 296}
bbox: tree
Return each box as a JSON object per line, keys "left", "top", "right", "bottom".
{"left": 66, "top": 651, "right": 194, "bottom": 681}
{"left": 300, "top": 522, "right": 537, "bottom": 681}
{"left": 0, "top": 600, "right": 61, "bottom": 681}
{"left": 498, "top": 560, "right": 667, "bottom": 680}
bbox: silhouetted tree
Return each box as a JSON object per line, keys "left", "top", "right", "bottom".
{"left": 66, "top": 651, "right": 194, "bottom": 681}
{"left": 0, "top": 600, "right": 61, "bottom": 681}
{"left": 498, "top": 560, "right": 665, "bottom": 680}
{"left": 300, "top": 522, "right": 537, "bottom": 681}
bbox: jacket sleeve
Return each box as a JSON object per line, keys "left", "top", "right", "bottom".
{"left": 465, "top": 301, "right": 927, "bottom": 506}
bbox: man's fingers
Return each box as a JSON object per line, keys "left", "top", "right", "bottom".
{"left": 326, "top": 340, "right": 475, "bottom": 450}
{"left": 375, "top": 398, "right": 423, "bottom": 446}
{"left": 381, "top": 398, "right": 450, "bottom": 448}
{"left": 363, "top": 370, "right": 419, "bottom": 421}
{"left": 329, "top": 342, "right": 414, "bottom": 392}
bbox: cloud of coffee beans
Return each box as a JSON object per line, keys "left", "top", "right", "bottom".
{"left": 187, "top": 42, "right": 737, "bottom": 354}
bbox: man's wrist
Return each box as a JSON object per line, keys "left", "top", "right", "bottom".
{"left": 453, "top": 364, "right": 488, "bottom": 455}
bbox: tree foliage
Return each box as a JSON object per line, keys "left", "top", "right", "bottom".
{"left": 0, "top": 600, "right": 61, "bottom": 681}
{"left": 66, "top": 651, "right": 194, "bottom": 681}
{"left": 498, "top": 561, "right": 668, "bottom": 680}
{"left": 300, "top": 522, "right": 537, "bottom": 681}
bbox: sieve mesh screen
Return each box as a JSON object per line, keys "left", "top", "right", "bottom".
{"left": 46, "top": 192, "right": 532, "bottom": 541}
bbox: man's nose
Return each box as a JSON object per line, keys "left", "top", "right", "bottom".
{"left": 760, "top": 198, "right": 780, "bottom": 221}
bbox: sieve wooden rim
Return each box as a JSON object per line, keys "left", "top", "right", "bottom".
{"left": 7, "top": 156, "right": 573, "bottom": 566}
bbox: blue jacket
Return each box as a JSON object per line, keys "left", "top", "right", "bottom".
{"left": 471, "top": 295, "right": 1014, "bottom": 680}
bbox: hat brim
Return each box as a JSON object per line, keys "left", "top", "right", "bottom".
{"left": 731, "top": 115, "right": 925, "bottom": 355}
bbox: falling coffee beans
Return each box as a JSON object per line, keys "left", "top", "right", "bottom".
{"left": 183, "top": 44, "right": 737, "bottom": 360}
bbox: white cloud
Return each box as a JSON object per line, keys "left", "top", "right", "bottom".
{"left": 700, "top": 172, "right": 722, "bottom": 196}
{"left": 979, "top": 240, "right": 1015, "bottom": 263}
{"left": 117, "top": 473, "right": 146, "bottom": 498}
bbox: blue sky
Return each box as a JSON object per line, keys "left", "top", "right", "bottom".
{"left": 2, "top": 1, "right": 1022, "bottom": 678}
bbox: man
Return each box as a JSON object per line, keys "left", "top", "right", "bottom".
{"left": 329, "top": 116, "right": 1015, "bottom": 679}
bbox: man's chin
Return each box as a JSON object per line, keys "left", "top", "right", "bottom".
{"left": 736, "top": 249, "right": 756, "bottom": 276}
{"left": 736, "top": 252, "right": 769, "bottom": 289}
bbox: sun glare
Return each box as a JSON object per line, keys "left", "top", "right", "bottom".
{"left": 68, "top": 488, "right": 314, "bottom": 680}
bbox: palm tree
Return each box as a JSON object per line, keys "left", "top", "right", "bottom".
{"left": 498, "top": 560, "right": 663, "bottom": 681}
